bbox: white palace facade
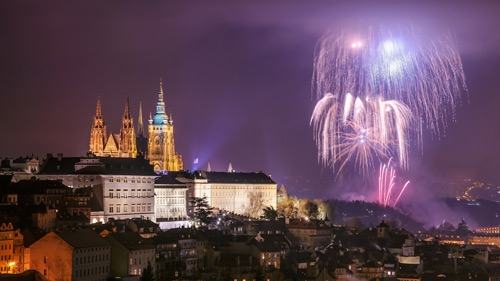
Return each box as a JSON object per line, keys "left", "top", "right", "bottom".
{"left": 37, "top": 155, "right": 157, "bottom": 223}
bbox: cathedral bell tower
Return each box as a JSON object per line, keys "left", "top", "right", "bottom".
{"left": 119, "top": 96, "right": 137, "bottom": 158}
{"left": 89, "top": 95, "right": 107, "bottom": 155}
{"left": 147, "top": 79, "right": 183, "bottom": 172}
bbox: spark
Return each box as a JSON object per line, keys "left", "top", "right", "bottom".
{"left": 378, "top": 159, "right": 410, "bottom": 208}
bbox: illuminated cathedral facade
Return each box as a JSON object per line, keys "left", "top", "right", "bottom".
{"left": 89, "top": 80, "right": 183, "bottom": 173}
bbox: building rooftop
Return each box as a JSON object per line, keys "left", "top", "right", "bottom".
{"left": 39, "top": 156, "right": 157, "bottom": 176}
{"left": 107, "top": 232, "right": 155, "bottom": 251}
{"left": 55, "top": 228, "right": 111, "bottom": 248}
{"left": 155, "top": 173, "right": 186, "bottom": 186}
{"left": 195, "top": 171, "right": 275, "bottom": 184}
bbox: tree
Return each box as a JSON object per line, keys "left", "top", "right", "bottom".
{"left": 304, "top": 200, "right": 319, "bottom": 219}
{"left": 190, "top": 197, "right": 214, "bottom": 228}
{"left": 317, "top": 200, "right": 335, "bottom": 221}
{"left": 261, "top": 206, "right": 278, "bottom": 220}
{"left": 248, "top": 192, "right": 265, "bottom": 218}
{"left": 140, "top": 261, "right": 155, "bottom": 281}
{"left": 277, "top": 197, "right": 297, "bottom": 218}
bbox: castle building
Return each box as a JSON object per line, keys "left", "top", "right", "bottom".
{"left": 88, "top": 80, "right": 183, "bottom": 173}
{"left": 38, "top": 155, "right": 157, "bottom": 223}
{"left": 173, "top": 168, "right": 277, "bottom": 218}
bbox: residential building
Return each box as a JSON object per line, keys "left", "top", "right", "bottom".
{"left": 29, "top": 229, "right": 111, "bottom": 281}
{"left": 105, "top": 232, "right": 156, "bottom": 277}
{"left": 0, "top": 221, "right": 23, "bottom": 274}
{"left": 285, "top": 218, "right": 332, "bottom": 249}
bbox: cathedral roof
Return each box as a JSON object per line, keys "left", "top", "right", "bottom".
{"left": 196, "top": 171, "right": 275, "bottom": 184}
{"left": 39, "top": 157, "right": 157, "bottom": 176}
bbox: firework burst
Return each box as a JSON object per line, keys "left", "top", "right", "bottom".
{"left": 311, "top": 93, "right": 412, "bottom": 176}
{"left": 312, "top": 25, "right": 467, "bottom": 138}
{"left": 311, "top": 24, "right": 467, "bottom": 175}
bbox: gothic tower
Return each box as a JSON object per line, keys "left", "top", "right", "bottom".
{"left": 119, "top": 96, "right": 137, "bottom": 158}
{"left": 89, "top": 95, "right": 107, "bottom": 155}
{"left": 147, "top": 79, "right": 183, "bottom": 172}
{"left": 136, "top": 101, "right": 148, "bottom": 156}
{"left": 137, "top": 101, "right": 144, "bottom": 137}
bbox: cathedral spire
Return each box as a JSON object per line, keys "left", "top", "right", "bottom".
{"left": 124, "top": 95, "right": 131, "bottom": 118}
{"left": 228, "top": 161, "right": 234, "bottom": 173}
{"left": 96, "top": 93, "right": 102, "bottom": 116}
{"left": 207, "top": 160, "right": 212, "bottom": 172}
{"left": 159, "top": 78, "right": 164, "bottom": 102}
{"left": 137, "top": 101, "right": 144, "bottom": 137}
{"left": 153, "top": 78, "right": 168, "bottom": 125}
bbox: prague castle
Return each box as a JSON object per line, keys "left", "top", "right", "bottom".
{"left": 89, "top": 80, "right": 183, "bottom": 172}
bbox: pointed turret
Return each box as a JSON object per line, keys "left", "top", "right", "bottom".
{"left": 137, "top": 102, "right": 144, "bottom": 137}
{"left": 89, "top": 94, "right": 107, "bottom": 155}
{"left": 119, "top": 96, "right": 137, "bottom": 158}
{"left": 228, "top": 161, "right": 234, "bottom": 173}
{"left": 207, "top": 161, "right": 212, "bottom": 172}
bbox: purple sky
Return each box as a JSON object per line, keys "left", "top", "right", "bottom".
{"left": 2, "top": 1, "right": 500, "bottom": 199}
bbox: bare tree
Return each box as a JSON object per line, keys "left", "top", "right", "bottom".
{"left": 247, "top": 192, "right": 265, "bottom": 218}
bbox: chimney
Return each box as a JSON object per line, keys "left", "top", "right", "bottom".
{"left": 57, "top": 153, "right": 63, "bottom": 161}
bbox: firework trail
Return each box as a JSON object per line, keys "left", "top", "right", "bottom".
{"left": 378, "top": 158, "right": 410, "bottom": 207}
{"left": 311, "top": 93, "right": 412, "bottom": 176}
{"left": 311, "top": 24, "right": 467, "bottom": 174}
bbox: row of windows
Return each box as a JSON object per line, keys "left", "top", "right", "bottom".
{"left": 109, "top": 203, "right": 152, "bottom": 213}
{"left": 75, "top": 247, "right": 108, "bottom": 253}
{"left": 108, "top": 189, "right": 153, "bottom": 198}
{"left": 0, "top": 234, "right": 12, "bottom": 240}
{"left": 78, "top": 176, "right": 94, "bottom": 182}
{"left": 0, "top": 255, "right": 11, "bottom": 261}
{"left": 75, "top": 265, "right": 108, "bottom": 278}
{"left": 108, "top": 178, "right": 152, "bottom": 183}
{"left": 0, "top": 244, "right": 11, "bottom": 250}
{"left": 157, "top": 199, "right": 184, "bottom": 205}
{"left": 75, "top": 253, "right": 109, "bottom": 264}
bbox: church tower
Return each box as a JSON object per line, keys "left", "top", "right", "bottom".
{"left": 119, "top": 96, "right": 137, "bottom": 158}
{"left": 89, "top": 95, "right": 107, "bottom": 155}
{"left": 147, "top": 79, "right": 183, "bottom": 172}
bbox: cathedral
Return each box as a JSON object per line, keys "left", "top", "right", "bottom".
{"left": 89, "top": 80, "right": 184, "bottom": 173}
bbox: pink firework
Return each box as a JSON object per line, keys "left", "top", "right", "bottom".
{"left": 378, "top": 158, "right": 410, "bottom": 207}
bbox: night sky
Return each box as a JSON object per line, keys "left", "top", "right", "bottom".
{"left": 2, "top": 2, "right": 500, "bottom": 200}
